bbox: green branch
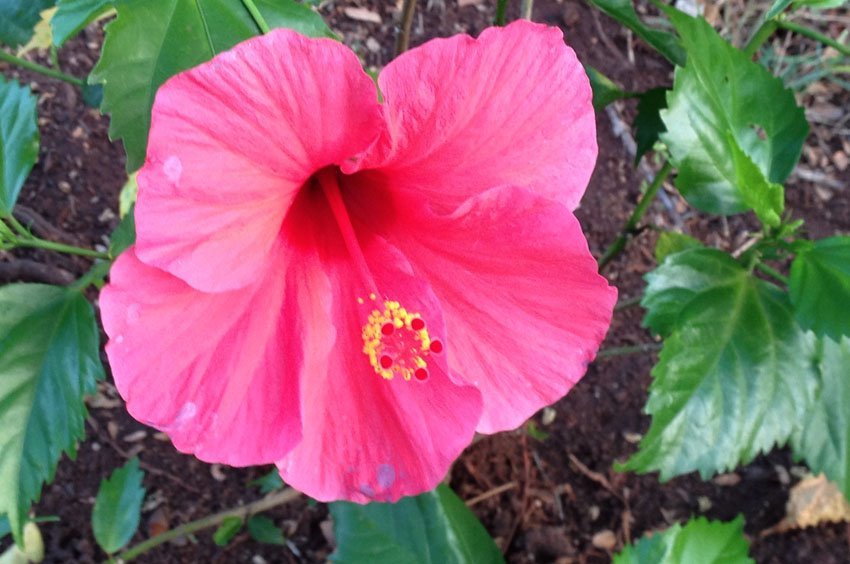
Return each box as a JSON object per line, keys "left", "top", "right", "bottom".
{"left": 395, "top": 0, "right": 417, "bottom": 56}
{"left": 597, "top": 343, "right": 662, "bottom": 358}
{"left": 118, "top": 488, "right": 300, "bottom": 562}
{"left": 777, "top": 19, "right": 850, "bottom": 58}
{"left": 599, "top": 161, "right": 674, "bottom": 269}
{"left": 0, "top": 50, "right": 86, "bottom": 87}
{"left": 495, "top": 0, "right": 508, "bottom": 25}
{"left": 240, "top": 0, "right": 270, "bottom": 34}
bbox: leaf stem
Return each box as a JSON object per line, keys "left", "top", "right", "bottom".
{"left": 0, "top": 49, "right": 86, "bottom": 87}
{"left": 743, "top": 20, "right": 778, "bottom": 58}
{"left": 599, "top": 161, "right": 674, "bottom": 269}
{"left": 495, "top": 0, "right": 508, "bottom": 25}
{"left": 14, "top": 237, "right": 110, "bottom": 259}
{"left": 776, "top": 19, "right": 850, "bottom": 58}
{"left": 755, "top": 261, "right": 789, "bottom": 285}
{"left": 117, "top": 488, "right": 301, "bottom": 562}
{"left": 70, "top": 259, "right": 112, "bottom": 291}
{"left": 597, "top": 343, "right": 661, "bottom": 358}
{"left": 240, "top": 0, "right": 270, "bottom": 34}
{"left": 395, "top": 0, "right": 417, "bottom": 56}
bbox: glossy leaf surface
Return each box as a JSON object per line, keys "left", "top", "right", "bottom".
{"left": 790, "top": 236, "right": 850, "bottom": 339}
{"left": 51, "top": 0, "right": 111, "bottom": 47}
{"left": 0, "top": 77, "right": 39, "bottom": 214}
{"left": 92, "top": 457, "right": 145, "bottom": 554}
{"left": 614, "top": 516, "right": 753, "bottom": 563}
{"left": 793, "top": 337, "right": 850, "bottom": 499}
{"left": 661, "top": 11, "right": 806, "bottom": 216}
{"left": 0, "top": 284, "right": 103, "bottom": 543}
{"left": 330, "top": 484, "right": 503, "bottom": 563}
{"left": 628, "top": 267, "right": 818, "bottom": 480}
{"left": 0, "top": 0, "right": 55, "bottom": 47}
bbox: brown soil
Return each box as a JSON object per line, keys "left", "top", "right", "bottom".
{"left": 1, "top": 1, "right": 848, "bottom": 562}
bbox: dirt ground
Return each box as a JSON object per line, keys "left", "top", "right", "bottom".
{"left": 1, "top": 0, "right": 849, "bottom": 562}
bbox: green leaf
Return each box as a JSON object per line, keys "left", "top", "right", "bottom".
{"left": 248, "top": 468, "right": 284, "bottom": 494}
{"left": 0, "top": 0, "right": 55, "bottom": 47}
{"left": 330, "top": 484, "right": 503, "bottom": 564}
{"left": 641, "top": 248, "right": 745, "bottom": 337}
{"left": 92, "top": 457, "right": 145, "bottom": 554}
{"left": 109, "top": 204, "right": 135, "bottom": 258}
{"left": 50, "top": 0, "right": 112, "bottom": 48}
{"left": 727, "top": 133, "right": 784, "bottom": 227}
{"left": 213, "top": 516, "right": 243, "bottom": 546}
{"left": 587, "top": 66, "right": 630, "bottom": 110}
{"left": 625, "top": 271, "right": 818, "bottom": 480}
{"left": 586, "top": 0, "right": 685, "bottom": 65}
{"left": 614, "top": 516, "right": 753, "bottom": 564}
{"left": 767, "top": 0, "right": 847, "bottom": 18}
{"left": 0, "top": 284, "right": 104, "bottom": 544}
{"left": 0, "top": 77, "right": 39, "bottom": 214}
{"left": 634, "top": 88, "right": 668, "bottom": 163}
{"left": 247, "top": 515, "right": 286, "bottom": 545}
{"left": 654, "top": 231, "right": 702, "bottom": 264}
{"left": 90, "top": 0, "right": 334, "bottom": 171}
{"left": 118, "top": 171, "right": 137, "bottom": 218}
{"left": 793, "top": 337, "right": 850, "bottom": 500}
{"left": 660, "top": 11, "right": 807, "bottom": 216}
{"left": 789, "top": 236, "right": 850, "bottom": 340}
{"left": 0, "top": 515, "right": 9, "bottom": 539}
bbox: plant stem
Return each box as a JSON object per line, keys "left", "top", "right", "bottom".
{"left": 614, "top": 295, "right": 643, "bottom": 311}
{"left": 597, "top": 343, "right": 661, "bottom": 358}
{"left": 495, "top": 0, "right": 508, "bottom": 26}
{"left": 520, "top": 0, "right": 533, "bottom": 19}
{"left": 240, "top": 0, "right": 270, "bottom": 34}
{"left": 776, "top": 20, "right": 850, "bottom": 58}
{"left": 598, "top": 161, "right": 674, "bottom": 270}
{"left": 14, "top": 237, "right": 109, "bottom": 260}
{"left": 743, "top": 20, "right": 778, "bottom": 58}
{"left": 118, "top": 488, "right": 301, "bottom": 562}
{"left": 755, "top": 261, "right": 789, "bottom": 285}
{"left": 395, "top": 0, "right": 417, "bottom": 56}
{"left": 71, "top": 259, "right": 112, "bottom": 291}
{"left": 0, "top": 49, "right": 85, "bottom": 87}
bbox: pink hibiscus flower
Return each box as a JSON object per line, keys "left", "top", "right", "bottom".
{"left": 99, "top": 20, "right": 617, "bottom": 503}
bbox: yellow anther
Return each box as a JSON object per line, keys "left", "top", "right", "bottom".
{"left": 361, "top": 299, "right": 434, "bottom": 381}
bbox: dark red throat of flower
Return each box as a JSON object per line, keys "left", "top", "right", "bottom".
{"left": 316, "top": 169, "right": 443, "bottom": 382}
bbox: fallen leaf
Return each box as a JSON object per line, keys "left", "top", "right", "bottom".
{"left": 786, "top": 474, "right": 850, "bottom": 528}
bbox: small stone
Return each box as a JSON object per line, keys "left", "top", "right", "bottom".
{"left": 343, "top": 7, "right": 382, "bottom": 24}
{"left": 58, "top": 181, "right": 72, "bottom": 194}
{"left": 588, "top": 505, "right": 600, "bottom": 521}
{"left": 776, "top": 465, "right": 791, "bottom": 486}
{"left": 814, "top": 186, "right": 833, "bottom": 202}
{"left": 712, "top": 472, "right": 741, "bottom": 486}
{"left": 98, "top": 208, "right": 116, "bottom": 223}
{"left": 210, "top": 463, "right": 227, "bottom": 482}
{"left": 622, "top": 431, "right": 642, "bottom": 444}
{"left": 541, "top": 407, "right": 557, "bottom": 426}
{"left": 832, "top": 151, "right": 848, "bottom": 171}
{"left": 591, "top": 529, "right": 617, "bottom": 551}
{"left": 91, "top": 442, "right": 101, "bottom": 452}
{"left": 72, "top": 126, "right": 86, "bottom": 139}
{"left": 107, "top": 421, "right": 119, "bottom": 440}
{"left": 123, "top": 430, "right": 147, "bottom": 442}
{"left": 365, "top": 37, "right": 381, "bottom": 53}
{"left": 697, "top": 496, "right": 712, "bottom": 512}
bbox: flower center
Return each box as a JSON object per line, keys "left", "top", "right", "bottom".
{"left": 360, "top": 295, "right": 443, "bottom": 381}
{"left": 316, "top": 168, "right": 444, "bottom": 383}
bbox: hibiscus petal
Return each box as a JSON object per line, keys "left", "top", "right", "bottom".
{"left": 135, "top": 29, "right": 382, "bottom": 292}
{"left": 276, "top": 232, "right": 482, "bottom": 502}
{"left": 353, "top": 20, "right": 596, "bottom": 212}
{"left": 100, "top": 245, "right": 301, "bottom": 466}
{"left": 393, "top": 186, "right": 617, "bottom": 433}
